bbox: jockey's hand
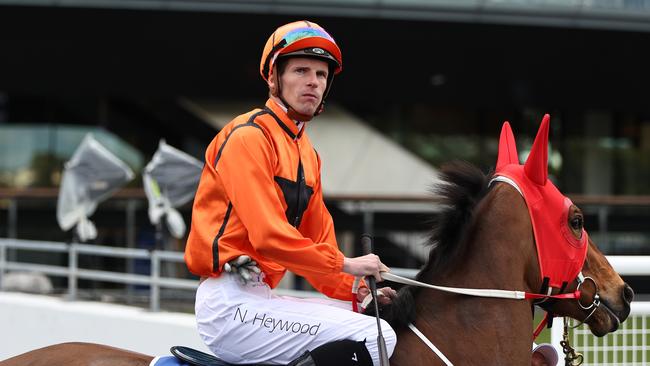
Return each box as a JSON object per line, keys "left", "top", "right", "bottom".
{"left": 342, "top": 254, "right": 390, "bottom": 282}
{"left": 223, "top": 255, "right": 261, "bottom": 284}
{"left": 357, "top": 286, "right": 397, "bottom": 306}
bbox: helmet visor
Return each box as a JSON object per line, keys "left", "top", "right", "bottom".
{"left": 280, "top": 47, "right": 340, "bottom": 68}
{"left": 282, "top": 27, "right": 336, "bottom": 46}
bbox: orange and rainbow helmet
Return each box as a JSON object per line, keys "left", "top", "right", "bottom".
{"left": 260, "top": 20, "right": 343, "bottom": 82}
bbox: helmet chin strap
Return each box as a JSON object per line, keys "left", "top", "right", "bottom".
{"left": 272, "top": 74, "right": 315, "bottom": 122}
{"left": 281, "top": 95, "right": 315, "bottom": 122}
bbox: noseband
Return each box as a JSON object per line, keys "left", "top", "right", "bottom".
{"left": 532, "top": 270, "right": 601, "bottom": 341}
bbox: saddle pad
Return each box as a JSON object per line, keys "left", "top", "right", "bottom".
{"left": 169, "top": 346, "right": 236, "bottom": 366}
{"left": 150, "top": 356, "right": 191, "bottom": 366}
{"left": 165, "top": 346, "right": 275, "bottom": 366}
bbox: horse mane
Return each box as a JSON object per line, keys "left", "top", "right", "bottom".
{"left": 374, "top": 161, "right": 493, "bottom": 328}
{"left": 420, "top": 160, "right": 492, "bottom": 278}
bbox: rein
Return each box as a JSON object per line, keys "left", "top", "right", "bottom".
{"left": 381, "top": 272, "right": 581, "bottom": 301}
{"left": 380, "top": 271, "right": 581, "bottom": 365}
{"left": 382, "top": 271, "right": 597, "bottom": 366}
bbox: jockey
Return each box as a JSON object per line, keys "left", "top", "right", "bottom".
{"left": 185, "top": 20, "right": 397, "bottom": 366}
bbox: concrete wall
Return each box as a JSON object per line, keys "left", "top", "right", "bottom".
{"left": 0, "top": 292, "right": 209, "bottom": 361}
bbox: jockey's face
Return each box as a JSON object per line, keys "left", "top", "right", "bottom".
{"left": 269, "top": 57, "right": 329, "bottom": 117}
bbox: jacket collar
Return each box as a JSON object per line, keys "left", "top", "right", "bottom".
{"left": 265, "top": 99, "right": 305, "bottom": 140}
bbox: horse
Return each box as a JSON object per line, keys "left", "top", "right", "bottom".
{"left": 0, "top": 116, "right": 634, "bottom": 365}
{"left": 384, "top": 116, "right": 633, "bottom": 365}
{"left": 385, "top": 162, "right": 632, "bottom": 365}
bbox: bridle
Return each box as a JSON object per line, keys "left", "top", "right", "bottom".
{"left": 380, "top": 269, "right": 600, "bottom": 321}
{"left": 532, "top": 271, "right": 602, "bottom": 339}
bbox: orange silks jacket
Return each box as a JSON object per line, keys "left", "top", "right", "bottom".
{"left": 185, "top": 99, "right": 357, "bottom": 300}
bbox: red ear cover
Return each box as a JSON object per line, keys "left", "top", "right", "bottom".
{"left": 524, "top": 114, "right": 550, "bottom": 186}
{"left": 496, "top": 121, "right": 519, "bottom": 170}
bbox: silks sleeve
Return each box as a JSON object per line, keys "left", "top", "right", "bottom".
{"left": 216, "top": 126, "right": 345, "bottom": 278}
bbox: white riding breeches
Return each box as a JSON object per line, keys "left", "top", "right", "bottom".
{"left": 195, "top": 273, "right": 396, "bottom": 366}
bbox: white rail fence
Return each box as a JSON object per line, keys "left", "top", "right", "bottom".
{"left": 545, "top": 256, "right": 650, "bottom": 366}
{"left": 555, "top": 302, "right": 649, "bottom": 366}
{"left": 0, "top": 238, "right": 648, "bottom": 365}
{"left": 0, "top": 238, "right": 193, "bottom": 311}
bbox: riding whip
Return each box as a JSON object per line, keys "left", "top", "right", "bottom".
{"left": 361, "top": 234, "right": 390, "bottom": 366}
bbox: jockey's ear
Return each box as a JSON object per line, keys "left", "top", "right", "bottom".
{"left": 496, "top": 121, "right": 519, "bottom": 170}
{"left": 524, "top": 114, "right": 550, "bottom": 185}
{"left": 268, "top": 66, "right": 279, "bottom": 97}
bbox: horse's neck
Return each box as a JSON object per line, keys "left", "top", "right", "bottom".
{"left": 403, "top": 290, "right": 533, "bottom": 365}
{"left": 396, "top": 185, "right": 537, "bottom": 365}
{"left": 422, "top": 184, "right": 537, "bottom": 292}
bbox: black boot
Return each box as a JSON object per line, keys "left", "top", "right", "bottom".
{"left": 287, "top": 340, "right": 373, "bottom": 366}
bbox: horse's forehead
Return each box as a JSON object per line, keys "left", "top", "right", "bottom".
{"left": 492, "top": 167, "right": 566, "bottom": 207}
{"left": 537, "top": 178, "right": 568, "bottom": 207}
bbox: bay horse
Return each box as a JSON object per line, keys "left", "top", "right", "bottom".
{"left": 0, "top": 116, "right": 633, "bottom": 365}
{"left": 385, "top": 162, "right": 632, "bottom": 365}
{"left": 384, "top": 115, "right": 633, "bottom": 365}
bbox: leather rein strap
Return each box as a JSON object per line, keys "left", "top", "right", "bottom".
{"left": 382, "top": 264, "right": 584, "bottom": 366}
{"left": 380, "top": 272, "right": 580, "bottom": 301}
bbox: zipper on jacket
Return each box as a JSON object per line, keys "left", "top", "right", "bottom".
{"left": 294, "top": 160, "right": 305, "bottom": 226}
{"left": 294, "top": 136, "right": 303, "bottom": 226}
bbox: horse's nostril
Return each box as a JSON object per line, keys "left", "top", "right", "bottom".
{"left": 623, "top": 283, "right": 635, "bottom": 304}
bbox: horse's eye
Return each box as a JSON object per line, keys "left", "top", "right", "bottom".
{"left": 571, "top": 216, "right": 584, "bottom": 231}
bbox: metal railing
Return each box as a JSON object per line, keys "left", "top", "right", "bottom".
{"left": 0, "top": 238, "right": 348, "bottom": 310}
{"left": 0, "top": 238, "right": 194, "bottom": 312}
{"left": 1, "top": 238, "right": 648, "bottom": 295}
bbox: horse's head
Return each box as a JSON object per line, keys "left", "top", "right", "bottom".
{"left": 495, "top": 115, "right": 634, "bottom": 337}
